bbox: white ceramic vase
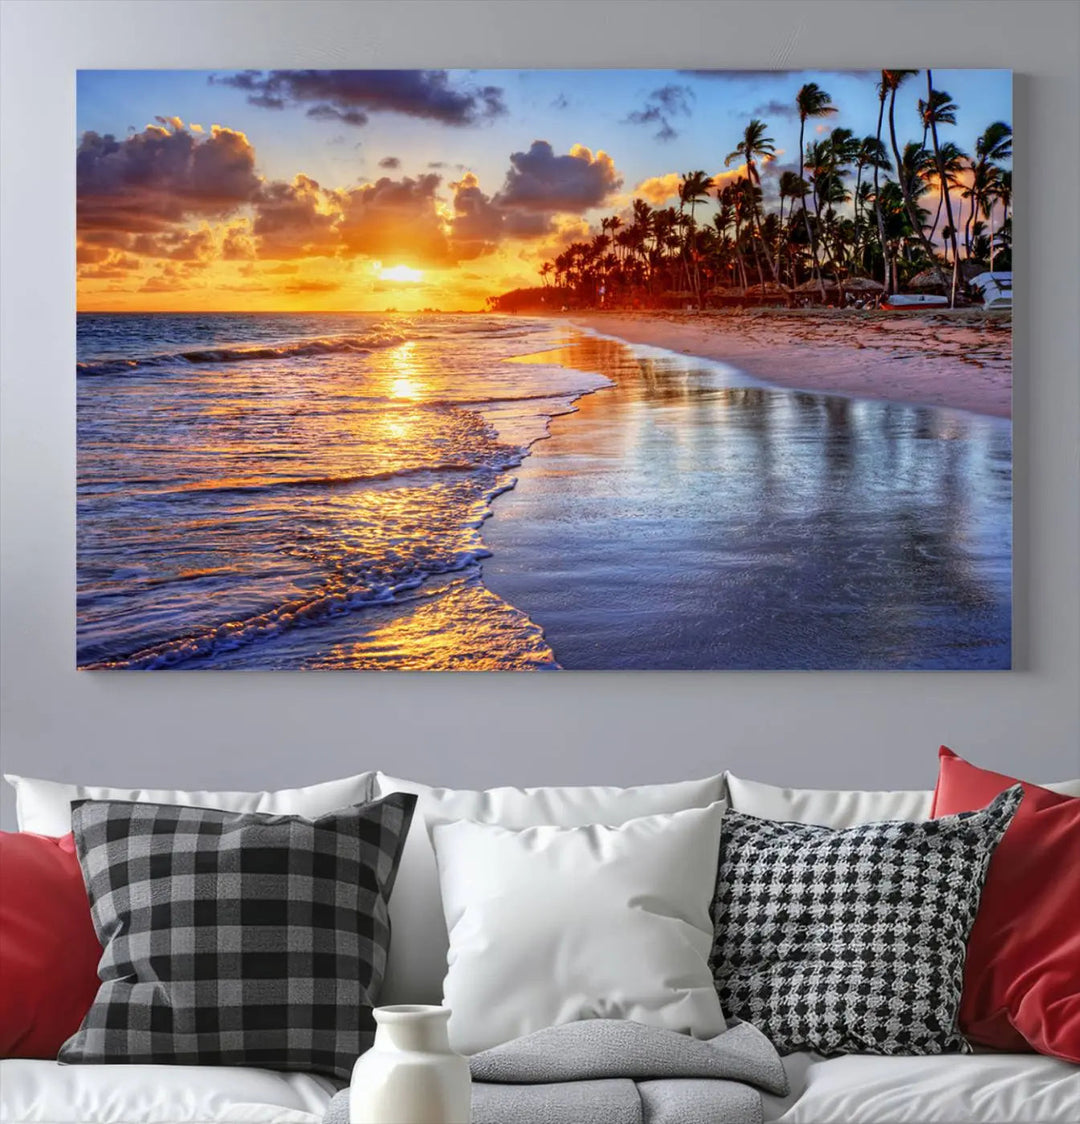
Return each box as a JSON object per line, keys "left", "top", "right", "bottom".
{"left": 350, "top": 1005, "right": 471, "bottom": 1124}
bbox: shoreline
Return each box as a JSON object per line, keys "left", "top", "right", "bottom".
{"left": 481, "top": 330, "right": 1011, "bottom": 670}
{"left": 560, "top": 309, "right": 1011, "bottom": 420}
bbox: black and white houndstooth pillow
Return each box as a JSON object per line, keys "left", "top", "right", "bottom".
{"left": 60, "top": 793, "right": 416, "bottom": 1079}
{"left": 710, "top": 785, "right": 1022, "bottom": 1057}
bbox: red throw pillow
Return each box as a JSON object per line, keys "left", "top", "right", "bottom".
{"left": 932, "top": 746, "right": 1080, "bottom": 1061}
{"left": 0, "top": 832, "right": 101, "bottom": 1057}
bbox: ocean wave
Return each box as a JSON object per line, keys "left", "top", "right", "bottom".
{"left": 152, "top": 460, "right": 512, "bottom": 498}
{"left": 76, "top": 330, "right": 408, "bottom": 376}
{"left": 80, "top": 555, "right": 491, "bottom": 670}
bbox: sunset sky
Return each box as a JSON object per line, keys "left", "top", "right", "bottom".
{"left": 76, "top": 68, "right": 1011, "bottom": 312}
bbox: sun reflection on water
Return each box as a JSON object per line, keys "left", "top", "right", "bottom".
{"left": 388, "top": 340, "right": 422, "bottom": 400}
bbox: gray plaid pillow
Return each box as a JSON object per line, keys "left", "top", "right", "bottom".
{"left": 60, "top": 793, "right": 416, "bottom": 1079}
{"left": 710, "top": 785, "right": 1022, "bottom": 1057}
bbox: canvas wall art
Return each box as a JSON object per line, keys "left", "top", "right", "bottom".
{"left": 76, "top": 68, "right": 1012, "bottom": 670}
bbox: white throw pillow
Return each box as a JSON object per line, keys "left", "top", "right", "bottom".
{"left": 431, "top": 803, "right": 728, "bottom": 1055}
{"left": 723, "top": 771, "right": 1080, "bottom": 828}
{"left": 4, "top": 772, "right": 376, "bottom": 835}
{"left": 374, "top": 772, "right": 725, "bottom": 1005}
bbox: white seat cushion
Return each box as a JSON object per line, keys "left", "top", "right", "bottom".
{"left": 0, "top": 1059, "right": 334, "bottom": 1124}
{"left": 763, "top": 1051, "right": 1080, "bottom": 1123}
{"left": 373, "top": 772, "right": 725, "bottom": 1005}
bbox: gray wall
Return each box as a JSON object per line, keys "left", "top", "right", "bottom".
{"left": 2, "top": 0, "right": 1078, "bottom": 829}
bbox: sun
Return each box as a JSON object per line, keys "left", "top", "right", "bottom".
{"left": 378, "top": 264, "right": 424, "bottom": 283}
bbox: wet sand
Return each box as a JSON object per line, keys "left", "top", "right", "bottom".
{"left": 567, "top": 309, "right": 1011, "bottom": 419}
{"left": 482, "top": 331, "right": 1012, "bottom": 670}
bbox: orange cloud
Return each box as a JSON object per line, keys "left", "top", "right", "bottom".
{"left": 633, "top": 173, "right": 682, "bottom": 205}
{"left": 75, "top": 120, "right": 633, "bottom": 311}
{"left": 131, "top": 226, "right": 216, "bottom": 263}
{"left": 336, "top": 173, "right": 453, "bottom": 265}
{"left": 222, "top": 220, "right": 256, "bottom": 260}
{"left": 524, "top": 213, "right": 592, "bottom": 263}
{"left": 282, "top": 279, "right": 340, "bottom": 294}
{"left": 253, "top": 174, "right": 339, "bottom": 259}
{"left": 632, "top": 166, "right": 748, "bottom": 207}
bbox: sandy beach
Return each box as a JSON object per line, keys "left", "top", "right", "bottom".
{"left": 482, "top": 330, "right": 1012, "bottom": 670}
{"left": 566, "top": 309, "right": 1011, "bottom": 419}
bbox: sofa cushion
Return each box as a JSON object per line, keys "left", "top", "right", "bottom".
{"left": 932, "top": 747, "right": 1080, "bottom": 1062}
{"left": 762, "top": 1050, "right": 1080, "bottom": 1123}
{"left": 0, "top": 832, "right": 101, "bottom": 1058}
{"left": 722, "top": 773, "right": 933, "bottom": 826}
{"left": 5, "top": 1052, "right": 1076, "bottom": 1124}
{"left": 373, "top": 772, "right": 725, "bottom": 1005}
{"left": 60, "top": 795, "right": 415, "bottom": 1081}
{"left": 4, "top": 772, "right": 376, "bottom": 836}
{"left": 723, "top": 770, "right": 1080, "bottom": 828}
{"left": 710, "top": 787, "right": 1022, "bottom": 1056}
{"left": 0, "top": 1058, "right": 337, "bottom": 1123}
{"left": 432, "top": 803, "right": 727, "bottom": 1054}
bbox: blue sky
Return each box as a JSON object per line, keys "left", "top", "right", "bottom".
{"left": 77, "top": 68, "right": 1011, "bottom": 200}
{"left": 75, "top": 68, "right": 1011, "bottom": 311}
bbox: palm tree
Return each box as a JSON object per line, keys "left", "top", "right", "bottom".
{"left": 992, "top": 168, "right": 1011, "bottom": 271}
{"left": 881, "top": 70, "right": 938, "bottom": 268}
{"left": 827, "top": 127, "right": 860, "bottom": 173}
{"left": 926, "top": 141, "right": 966, "bottom": 244}
{"left": 735, "top": 179, "right": 767, "bottom": 288}
{"left": 872, "top": 76, "right": 891, "bottom": 288}
{"left": 924, "top": 71, "right": 961, "bottom": 305}
{"left": 777, "top": 170, "right": 806, "bottom": 283}
{"left": 980, "top": 172, "right": 1005, "bottom": 271}
{"left": 631, "top": 198, "right": 653, "bottom": 237}
{"left": 725, "top": 119, "right": 780, "bottom": 286}
{"left": 816, "top": 166, "right": 852, "bottom": 276}
{"left": 898, "top": 142, "right": 935, "bottom": 224}
{"left": 802, "top": 139, "right": 834, "bottom": 269}
{"left": 710, "top": 210, "right": 737, "bottom": 287}
{"left": 876, "top": 180, "right": 917, "bottom": 292}
{"left": 678, "top": 170, "right": 713, "bottom": 304}
{"left": 918, "top": 88, "right": 957, "bottom": 149}
{"left": 965, "top": 121, "right": 1012, "bottom": 258}
{"left": 852, "top": 135, "right": 891, "bottom": 261}
{"left": 539, "top": 260, "right": 553, "bottom": 288}
{"left": 962, "top": 161, "right": 998, "bottom": 259}
{"left": 652, "top": 206, "right": 680, "bottom": 292}
{"left": 777, "top": 170, "right": 804, "bottom": 229}
{"left": 795, "top": 82, "right": 837, "bottom": 294}
{"left": 601, "top": 215, "right": 623, "bottom": 261}
{"left": 975, "top": 120, "right": 1013, "bottom": 166}
{"left": 996, "top": 168, "right": 1012, "bottom": 228}
{"left": 718, "top": 183, "right": 748, "bottom": 288}
{"left": 822, "top": 129, "right": 857, "bottom": 276}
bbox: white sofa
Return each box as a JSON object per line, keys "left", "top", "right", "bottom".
{"left": 4, "top": 1039, "right": 1079, "bottom": 1123}
{"left": 2, "top": 770, "right": 1079, "bottom": 1124}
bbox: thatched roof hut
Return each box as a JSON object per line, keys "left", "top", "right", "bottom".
{"left": 741, "top": 282, "right": 792, "bottom": 307}
{"left": 705, "top": 282, "right": 791, "bottom": 307}
{"left": 908, "top": 262, "right": 985, "bottom": 290}
{"left": 842, "top": 276, "right": 885, "bottom": 293}
{"left": 908, "top": 267, "right": 952, "bottom": 291}
{"left": 704, "top": 286, "right": 746, "bottom": 303}
{"left": 793, "top": 278, "right": 839, "bottom": 294}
